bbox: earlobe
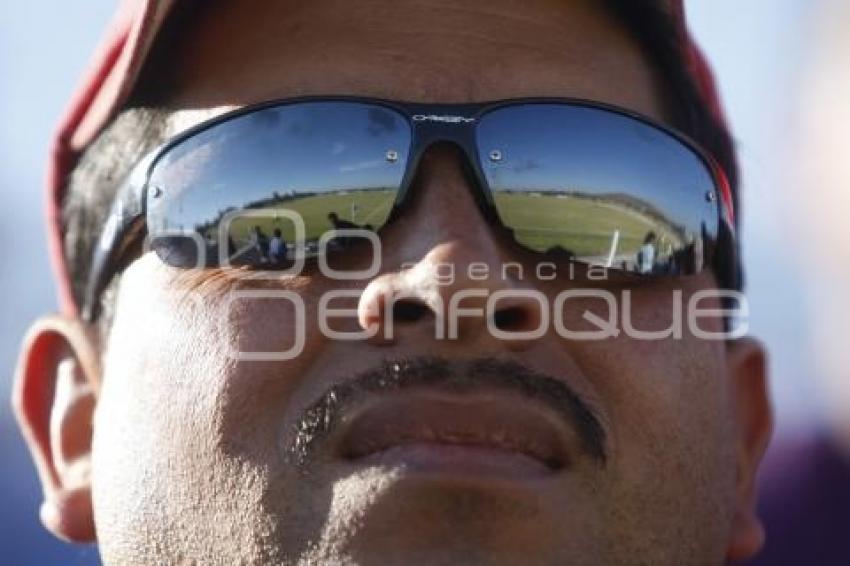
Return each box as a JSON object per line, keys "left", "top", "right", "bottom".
{"left": 724, "top": 337, "right": 773, "bottom": 562}
{"left": 12, "top": 316, "right": 101, "bottom": 543}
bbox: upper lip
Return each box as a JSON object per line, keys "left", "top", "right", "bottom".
{"left": 335, "top": 387, "right": 579, "bottom": 471}
{"left": 285, "top": 357, "right": 608, "bottom": 471}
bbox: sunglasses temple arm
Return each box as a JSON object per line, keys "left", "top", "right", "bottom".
{"left": 82, "top": 172, "right": 148, "bottom": 322}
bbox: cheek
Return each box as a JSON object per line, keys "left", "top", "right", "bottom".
{"left": 579, "top": 290, "right": 735, "bottom": 540}
{"left": 89, "top": 256, "right": 331, "bottom": 558}
{"left": 552, "top": 283, "right": 737, "bottom": 544}
{"left": 91, "top": 264, "right": 243, "bottom": 555}
{"left": 576, "top": 284, "right": 733, "bottom": 461}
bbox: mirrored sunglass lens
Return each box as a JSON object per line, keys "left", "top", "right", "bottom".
{"left": 145, "top": 101, "right": 411, "bottom": 268}
{"left": 477, "top": 104, "right": 719, "bottom": 275}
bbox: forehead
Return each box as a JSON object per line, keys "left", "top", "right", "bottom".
{"left": 152, "top": 0, "right": 667, "bottom": 122}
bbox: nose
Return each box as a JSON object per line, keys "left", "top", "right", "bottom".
{"left": 357, "top": 144, "right": 547, "bottom": 346}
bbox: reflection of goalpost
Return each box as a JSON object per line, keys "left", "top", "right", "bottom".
{"left": 605, "top": 230, "right": 620, "bottom": 267}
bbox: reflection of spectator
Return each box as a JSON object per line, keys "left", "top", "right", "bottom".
{"left": 269, "top": 228, "right": 286, "bottom": 264}
{"left": 636, "top": 232, "right": 657, "bottom": 274}
{"left": 672, "top": 239, "right": 698, "bottom": 275}
{"left": 250, "top": 225, "right": 269, "bottom": 262}
{"left": 328, "top": 212, "right": 359, "bottom": 231}
{"left": 327, "top": 212, "right": 361, "bottom": 248}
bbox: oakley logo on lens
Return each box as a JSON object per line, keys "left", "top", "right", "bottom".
{"left": 412, "top": 114, "right": 477, "bottom": 124}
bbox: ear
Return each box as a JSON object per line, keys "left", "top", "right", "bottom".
{"left": 11, "top": 315, "right": 102, "bottom": 543}
{"left": 723, "top": 336, "right": 773, "bottom": 562}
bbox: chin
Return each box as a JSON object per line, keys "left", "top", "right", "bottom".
{"left": 286, "top": 464, "right": 582, "bottom": 566}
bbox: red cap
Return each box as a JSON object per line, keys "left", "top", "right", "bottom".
{"left": 46, "top": 0, "right": 731, "bottom": 315}
{"left": 47, "top": 0, "right": 176, "bottom": 315}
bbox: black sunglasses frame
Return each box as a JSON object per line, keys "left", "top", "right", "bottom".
{"left": 84, "top": 95, "right": 736, "bottom": 321}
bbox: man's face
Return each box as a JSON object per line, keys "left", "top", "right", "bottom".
{"left": 88, "top": 0, "right": 751, "bottom": 563}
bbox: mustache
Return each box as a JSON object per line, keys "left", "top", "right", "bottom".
{"left": 287, "top": 356, "right": 607, "bottom": 468}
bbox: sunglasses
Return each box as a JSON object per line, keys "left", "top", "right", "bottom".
{"left": 85, "top": 96, "right": 736, "bottom": 320}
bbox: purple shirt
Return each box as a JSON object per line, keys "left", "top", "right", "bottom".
{"left": 747, "top": 435, "right": 850, "bottom": 565}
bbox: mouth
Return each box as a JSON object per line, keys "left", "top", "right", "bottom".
{"left": 336, "top": 389, "right": 575, "bottom": 479}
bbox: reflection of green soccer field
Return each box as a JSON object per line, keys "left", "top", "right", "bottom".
{"left": 220, "top": 189, "right": 680, "bottom": 259}
{"left": 493, "top": 192, "right": 678, "bottom": 257}
{"left": 226, "top": 190, "right": 395, "bottom": 243}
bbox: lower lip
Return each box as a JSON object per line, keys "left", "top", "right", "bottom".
{"left": 350, "top": 442, "right": 556, "bottom": 480}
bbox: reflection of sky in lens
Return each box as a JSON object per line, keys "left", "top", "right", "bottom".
{"left": 477, "top": 105, "right": 718, "bottom": 236}
{"left": 148, "top": 103, "right": 410, "bottom": 230}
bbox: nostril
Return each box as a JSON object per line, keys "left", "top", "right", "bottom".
{"left": 392, "top": 299, "right": 431, "bottom": 323}
{"left": 492, "top": 306, "right": 530, "bottom": 331}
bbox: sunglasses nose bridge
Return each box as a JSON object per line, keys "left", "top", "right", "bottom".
{"left": 405, "top": 136, "right": 475, "bottom": 199}
{"left": 404, "top": 129, "right": 491, "bottom": 209}
{"left": 415, "top": 135, "right": 478, "bottom": 174}
{"left": 405, "top": 118, "right": 490, "bottom": 199}
{"left": 411, "top": 118, "right": 477, "bottom": 159}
